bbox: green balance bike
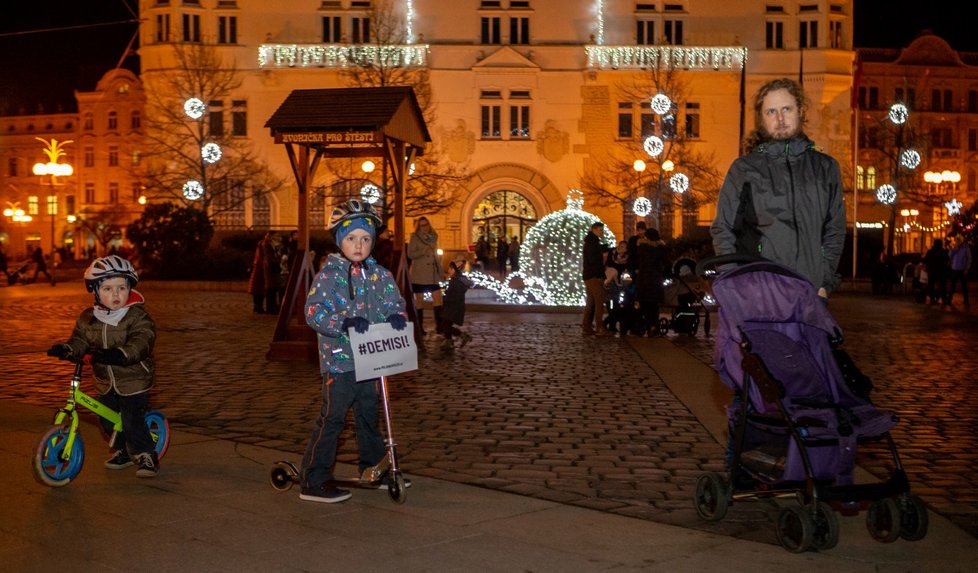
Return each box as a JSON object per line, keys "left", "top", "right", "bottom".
{"left": 32, "top": 355, "right": 170, "bottom": 487}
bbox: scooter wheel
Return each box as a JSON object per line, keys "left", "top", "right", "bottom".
{"left": 387, "top": 473, "right": 407, "bottom": 504}
{"left": 270, "top": 461, "right": 298, "bottom": 492}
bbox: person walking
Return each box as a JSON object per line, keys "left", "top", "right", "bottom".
{"left": 407, "top": 216, "right": 444, "bottom": 336}
{"left": 438, "top": 256, "right": 474, "bottom": 352}
{"left": 581, "top": 221, "right": 612, "bottom": 336}
{"left": 710, "top": 77, "right": 846, "bottom": 299}
{"left": 923, "top": 238, "right": 951, "bottom": 305}
{"left": 948, "top": 235, "right": 972, "bottom": 306}
{"left": 30, "top": 246, "right": 54, "bottom": 285}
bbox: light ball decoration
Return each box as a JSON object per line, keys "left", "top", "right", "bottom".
{"left": 900, "top": 149, "right": 920, "bottom": 169}
{"left": 184, "top": 98, "right": 206, "bottom": 120}
{"left": 876, "top": 184, "right": 896, "bottom": 205}
{"left": 669, "top": 173, "right": 689, "bottom": 194}
{"left": 360, "top": 183, "right": 381, "bottom": 205}
{"left": 888, "top": 103, "right": 909, "bottom": 125}
{"left": 566, "top": 188, "right": 584, "bottom": 210}
{"left": 182, "top": 180, "right": 204, "bottom": 201}
{"left": 518, "top": 197, "right": 616, "bottom": 306}
{"left": 633, "top": 197, "right": 652, "bottom": 217}
{"left": 643, "top": 135, "right": 664, "bottom": 158}
{"left": 650, "top": 93, "right": 672, "bottom": 115}
{"left": 201, "top": 143, "right": 222, "bottom": 164}
{"left": 945, "top": 198, "right": 963, "bottom": 216}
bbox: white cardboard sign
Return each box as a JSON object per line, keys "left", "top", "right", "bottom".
{"left": 348, "top": 322, "right": 418, "bottom": 381}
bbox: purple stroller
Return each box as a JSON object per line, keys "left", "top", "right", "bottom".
{"left": 692, "top": 256, "right": 929, "bottom": 552}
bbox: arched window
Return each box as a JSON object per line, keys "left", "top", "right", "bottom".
{"left": 471, "top": 190, "right": 537, "bottom": 244}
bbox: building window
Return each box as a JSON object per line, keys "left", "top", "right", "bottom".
{"left": 856, "top": 166, "right": 864, "bottom": 190}
{"left": 132, "top": 150, "right": 141, "bottom": 165}
{"left": 108, "top": 146, "right": 119, "bottom": 167}
{"left": 509, "top": 104, "right": 530, "bottom": 138}
{"left": 109, "top": 183, "right": 119, "bottom": 204}
{"left": 967, "top": 129, "right": 977, "bottom": 151}
{"left": 131, "top": 110, "right": 141, "bottom": 130}
{"left": 829, "top": 20, "right": 843, "bottom": 48}
{"left": 858, "top": 86, "right": 879, "bottom": 110}
{"left": 28, "top": 196, "right": 38, "bottom": 215}
{"left": 182, "top": 13, "right": 201, "bottom": 42}
{"left": 866, "top": 167, "right": 876, "bottom": 190}
{"left": 83, "top": 112, "right": 94, "bottom": 131}
{"left": 636, "top": 20, "right": 655, "bottom": 45}
{"left": 7, "top": 157, "right": 17, "bottom": 177}
{"left": 766, "top": 21, "right": 784, "bottom": 49}
{"left": 108, "top": 111, "right": 118, "bottom": 130}
{"left": 66, "top": 195, "right": 76, "bottom": 215}
{"left": 214, "top": 180, "right": 246, "bottom": 228}
{"left": 155, "top": 14, "right": 170, "bottom": 42}
{"left": 664, "top": 19, "right": 683, "bottom": 45}
{"left": 84, "top": 147, "right": 95, "bottom": 168}
{"left": 132, "top": 184, "right": 141, "bottom": 203}
{"left": 217, "top": 15, "right": 237, "bottom": 44}
{"left": 617, "top": 102, "right": 633, "bottom": 138}
{"left": 209, "top": 100, "right": 224, "bottom": 136}
{"left": 322, "top": 16, "right": 341, "bottom": 42}
{"left": 84, "top": 184, "right": 95, "bottom": 204}
{"left": 252, "top": 191, "right": 271, "bottom": 228}
{"left": 481, "top": 16, "right": 501, "bottom": 44}
{"left": 894, "top": 88, "right": 916, "bottom": 109}
{"left": 684, "top": 102, "right": 700, "bottom": 139}
{"left": 640, "top": 106, "right": 655, "bottom": 138}
{"left": 799, "top": 20, "right": 818, "bottom": 48}
{"left": 47, "top": 195, "right": 57, "bottom": 216}
{"left": 931, "top": 127, "right": 952, "bottom": 149}
{"left": 481, "top": 105, "right": 501, "bottom": 138}
{"left": 931, "top": 89, "right": 952, "bottom": 112}
{"left": 351, "top": 16, "right": 370, "bottom": 43}
{"left": 231, "top": 100, "right": 247, "bottom": 136}
{"left": 509, "top": 16, "right": 529, "bottom": 44}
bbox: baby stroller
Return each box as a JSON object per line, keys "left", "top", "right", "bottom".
{"left": 659, "top": 258, "right": 712, "bottom": 337}
{"left": 692, "top": 255, "right": 928, "bottom": 553}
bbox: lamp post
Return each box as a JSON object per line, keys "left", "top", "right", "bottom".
{"left": 32, "top": 137, "right": 73, "bottom": 285}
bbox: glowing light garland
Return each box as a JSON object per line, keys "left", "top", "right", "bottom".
{"left": 595, "top": 0, "right": 605, "bottom": 45}
{"left": 258, "top": 44, "right": 428, "bottom": 68}
{"left": 585, "top": 46, "right": 747, "bottom": 70}
{"left": 406, "top": 0, "right": 415, "bottom": 44}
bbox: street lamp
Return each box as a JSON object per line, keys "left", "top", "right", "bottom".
{"left": 32, "top": 137, "right": 73, "bottom": 284}
{"left": 3, "top": 201, "right": 32, "bottom": 223}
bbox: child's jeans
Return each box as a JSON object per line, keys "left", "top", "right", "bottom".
{"left": 98, "top": 390, "right": 156, "bottom": 455}
{"left": 300, "top": 371, "right": 386, "bottom": 489}
{"left": 438, "top": 319, "right": 461, "bottom": 341}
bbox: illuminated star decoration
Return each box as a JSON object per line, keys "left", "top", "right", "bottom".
{"left": 876, "top": 184, "right": 896, "bottom": 205}
{"left": 183, "top": 180, "right": 204, "bottom": 200}
{"left": 670, "top": 173, "right": 689, "bottom": 194}
{"left": 201, "top": 143, "right": 222, "bottom": 164}
{"left": 360, "top": 183, "right": 381, "bottom": 204}
{"left": 945, "top": 198, "right": 963, "bottom": 216}
{"left": 184, "top": 98, "right": 205, "bottom": 120}
{"left": 633, "top": 197, "right": 652, "bottom": 217}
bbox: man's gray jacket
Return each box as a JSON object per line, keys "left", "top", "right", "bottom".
{"left": 710, "top": 135, "right": 846, "bottom": 293}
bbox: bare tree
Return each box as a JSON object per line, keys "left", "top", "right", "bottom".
{"left": 318, "top": 0, "right": 469, "bottom": 224}
{"left": 580, "top": 69, "right": 722, "bottom": 239}
{"left": 137, "top": 43, "right": 284, "bottom": 223}
{"left": 73, "top": 204, "right": 133, "bottom": 254}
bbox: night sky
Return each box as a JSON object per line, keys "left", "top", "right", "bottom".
{"left": 0, "top": 0, "right": 972, "bottom": 115}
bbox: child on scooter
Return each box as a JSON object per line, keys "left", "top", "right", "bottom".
{"left": 46, "top": 255, "right": 159, "bottom": 477}
{"left": 300, "top": 199, "right": 410, "bottom": 503}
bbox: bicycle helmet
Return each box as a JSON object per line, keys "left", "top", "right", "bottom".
{"left": 328, "top": 199, "right": 381, "bottom": 231}
{"left": 84, "top": 255, "right": 139, "bottom": 293}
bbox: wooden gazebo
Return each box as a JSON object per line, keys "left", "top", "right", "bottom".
{"left": 264, "top": 86, "right": 431, "bottom": 361}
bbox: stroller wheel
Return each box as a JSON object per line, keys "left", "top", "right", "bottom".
{"left": 693, "top": 472, "right": 730, "bottom": 521}
{"left": 810, "top": 501, "right": 839, "bottom": 551}
{"left": 658, "top": 317, "right": 670, "bottom": 335}
{"left": 687, "top": 314, "right": 700, "bottom": 337}
{"left": 898, "top": 494, "right": 929, "bottom": 541}
{"left": 775, "top": 505, "right": 814, "bottom": 553}
{"left": 866, "top": 498, "right": 901, "bottom": 543}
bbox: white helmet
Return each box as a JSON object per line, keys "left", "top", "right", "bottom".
{"left": 84, "top": 255, "right": 138, "bottom": 293}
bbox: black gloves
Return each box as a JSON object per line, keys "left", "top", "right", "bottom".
{"left": 47, "top": 344, "right": 72, "bottom": 359}
{"left": 386, "top": 314, "right": 407, "bottom": 331}
{"left": 341, "top": 316, "right": 370, "bottom": 334}
{"left": 91, "top": 348, "right": 126, "bottom": 365}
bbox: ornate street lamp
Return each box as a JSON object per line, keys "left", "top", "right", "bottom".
{"left": 32, "top": 137, "right": 73, "bottom": 284}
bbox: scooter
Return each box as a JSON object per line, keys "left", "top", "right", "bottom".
{"left": 269, "top": 375, "right": 408, "bottom": 504}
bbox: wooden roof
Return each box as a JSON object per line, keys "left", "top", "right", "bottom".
{"left": 264, "top": 86, "right": 431, "bottom": 149}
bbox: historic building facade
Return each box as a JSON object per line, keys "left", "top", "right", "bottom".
{"left": 135, "top": 0, "right": 856, "bottom": 255}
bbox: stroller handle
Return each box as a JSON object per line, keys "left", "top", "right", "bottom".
{"left": 695, "top": 254, "right": 765, "bottom": 278}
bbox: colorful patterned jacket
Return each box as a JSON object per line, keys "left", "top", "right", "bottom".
{"left": 305, "top": 253, "right": 406, "bottom": 376}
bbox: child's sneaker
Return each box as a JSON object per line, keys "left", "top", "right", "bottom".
{"left": 133, "top": 452, "right": 159, "bottom": 478}
{"left": 299, "top": 483, "right": 352, "bottom": 504}
{"left": 377, "top": 471, "right": 412, "bottom": 490}
{"left": 104, "top": 450, "right": 133, "bottom": 470}
{"left": 459, "top": 332, "right": 473, "bottom": 348}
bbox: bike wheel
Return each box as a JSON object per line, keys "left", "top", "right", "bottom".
{"left": 33, "top": 426, "right": 85, "bottom": 487}
{"left": 898, "top": 494, "right": 929, "bottom": 541}
{"left": 693, "top": 472, "right": 730, "bottom": 521}
{"left": 387, "top": 473, "right": 407, "bottom": 504}
{"left": 776, "top": 504, "right": 814, "bottom": 553}
{"left": 145, "top": 410, "right": 170, "bottom": 459}
{"left": 866, "top": 497, "right": 901, "bottom": 543}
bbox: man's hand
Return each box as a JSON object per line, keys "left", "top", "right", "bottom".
{"left": 341, "top": 316, "right": 370, "bottom": 334}
{"left": 386, "top": 314, "right": 407, "bottom": 331}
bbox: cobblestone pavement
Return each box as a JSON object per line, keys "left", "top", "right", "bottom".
{"left": 1, "top": 280, "right": 975, "bottom": 540}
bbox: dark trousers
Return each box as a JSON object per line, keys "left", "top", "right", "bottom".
{"left": 252, "top": 293, "right": 264, "bottom": 313}
{"left": 637, "top": 297, "right": 661, "bottom": 335}
{"left": 438, "top": 318, "right": 461, "bottom": 341}
{"left": 98, "top": 390, "right": 156, "bottom": 456}
{"left": 948, "top": 270, "right": 970, "bottom": 304}
{"left": 300, "top": 371, "right": 386, "bottom": 488}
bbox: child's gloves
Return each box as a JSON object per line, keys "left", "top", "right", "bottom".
{"left": 91, "top": 348, "right": 126, "bottom": 365}
{"left": 341, "top": 316, "right": 370, "bottom": 334}
{"left": 386, "top": 314, "right": 407, "bottom": 331}
{"left": 46, "top": 343, "right": 72, "bottom": 359}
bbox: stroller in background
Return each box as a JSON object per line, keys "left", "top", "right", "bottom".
{"left": 659, "top": 257, "right": 712, "bottom": 337}
{"left": 692, "top": 255, "right": 928, "bottom": 553}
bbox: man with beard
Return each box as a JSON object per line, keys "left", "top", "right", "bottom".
{"left": 710, "top": 78, "right": 846, "bottom": 299}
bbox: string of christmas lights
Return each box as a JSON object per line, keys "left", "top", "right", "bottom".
{"left": 258, "top": 44, "right": 428, "bottom": 68}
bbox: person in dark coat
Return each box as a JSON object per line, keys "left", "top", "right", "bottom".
{"left": 248, "top": 234, "right": 268, "bottom": 313}
{"left": 496, "top": 236, "right": 509, "bottom": 276}
{"left": 438, "top": 256, "right": 474, "bottom": 352}
{"left": 581, "top": 221, "right": 612, "bottom": 336}
{"left": 635, "top": 228, "right": 666, "bottom": 335}
{"left": 923, "top": 238, "right": 950, "bottom": 305}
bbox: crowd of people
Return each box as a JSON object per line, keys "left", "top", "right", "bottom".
{"left": 474, "top": 234, "right": 520, "bottom": 276}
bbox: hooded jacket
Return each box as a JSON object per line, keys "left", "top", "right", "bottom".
{"left": 64, "top": 291, "right": 155, "bottom": 396}
{"left": 710, "top": 135, "right": 846, "bottom": 293}
{"left": 305, "top": 253, "right": 406, "bottom": 376}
